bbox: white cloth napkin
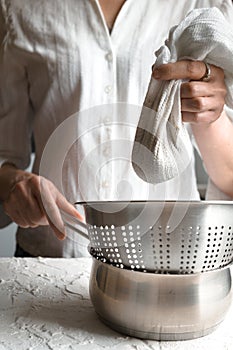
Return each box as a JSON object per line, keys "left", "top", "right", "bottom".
{"left": 132, "top": 7, "right": 233, "bottom": 184}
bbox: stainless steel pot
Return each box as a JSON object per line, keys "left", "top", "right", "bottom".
{"left": 89, "top": 257, "right": 232, "bottom": 341}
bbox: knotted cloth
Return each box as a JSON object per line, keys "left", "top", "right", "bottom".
{"left": 132, "top": 7, "right": 233, "bottom": 184}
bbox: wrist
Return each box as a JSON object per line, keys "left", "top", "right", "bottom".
{"left": 191, "top": 122, "right": 212, "bottom": 136}
{"left": 191, "top": 111, "right": 228, "bottom": 135}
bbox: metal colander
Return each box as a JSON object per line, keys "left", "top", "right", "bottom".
{"left": 63, "top": 200, "right": 233, "bottom": 274}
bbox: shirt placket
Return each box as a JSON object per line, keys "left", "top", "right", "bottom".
{"left": 98, "top": 36, "right": 116, "bottom": 199}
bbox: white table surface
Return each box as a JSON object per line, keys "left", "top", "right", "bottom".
{"left": 0, "top": 257, "right": 232, "bottom": 350}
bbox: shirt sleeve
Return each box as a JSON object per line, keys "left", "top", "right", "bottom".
{"left": 0, "top": 5, "right": 33, "bottom": 227}
{"left": 0, "top": 5, "right": 33, "bottom": 170}
{"left": 224, "top": 106, "right": 233, "bottom": 121}
{"left": 220, "top": 1, "right": 233, "bottom": 121}
{"left": 219, "top": 0, "right": 233, "bottom": 24}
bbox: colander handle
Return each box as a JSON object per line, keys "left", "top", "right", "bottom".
{"left": 60, "top": 209, "right": 89, "bottom": 240}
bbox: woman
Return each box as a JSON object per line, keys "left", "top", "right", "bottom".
{"left": 0, "top": 0, "right": 232, "bottom": 257}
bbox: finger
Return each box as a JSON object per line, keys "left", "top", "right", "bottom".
{"left": 153, "top": 60, "right": 210, "bottom": 81}
{"left": 30, "top": 194, "right": 49, "bottom": 225}
{"left": 35, "top": 184, "right": 66, "bottom": 240}
{"left": 181, "top": 96, "right": 216, "bottom": 113}
{"left": 29, "top": 176, "right": 66, "bottom": 239}
{"left": 36, "top": 177, "right": 84, "bottom": 239}
{"left": 182, "top": 110, "right": 220, "bottom": 124}
{"left": 181, "top": 81, "right": 213, "bottom": 98}
{"left": 56, "top": 192, "right": 84, "bottom": 222}
{"left": 42, "top": 197, "right": 66, "bottom": 240}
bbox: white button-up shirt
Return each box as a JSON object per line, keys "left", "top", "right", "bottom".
{"left": 0, "top": 0, "right": 232, "bottom": 257}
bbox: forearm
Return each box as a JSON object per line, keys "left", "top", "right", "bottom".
{"left": 191, "top": 110, "right": 233, "bottom": 198}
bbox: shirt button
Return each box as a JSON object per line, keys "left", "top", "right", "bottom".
{"left": 102, "top": 180, "right": 109, "bottom": 188}
{"left": 103, "top": 116, "right": 111, "bottom": 125}
{"left": 104, "top": 85, "right": 112, "bottom": 94}
{"left": 103, "top": 147, "right": 110, "bottom": 156}
{"left": 105, "top": 52, "right": 113, "bottom": 62}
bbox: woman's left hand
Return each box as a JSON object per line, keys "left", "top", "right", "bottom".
{"left": 152, "top": 60, "right": 227, "bottom": 124}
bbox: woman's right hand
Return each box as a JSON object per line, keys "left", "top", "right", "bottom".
{"left": 0, "top": 164, "right": 82, "bottom": 240}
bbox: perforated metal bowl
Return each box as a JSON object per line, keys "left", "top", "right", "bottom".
{"left": 63, "top": 200, "right": 233, "bottom": 274}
